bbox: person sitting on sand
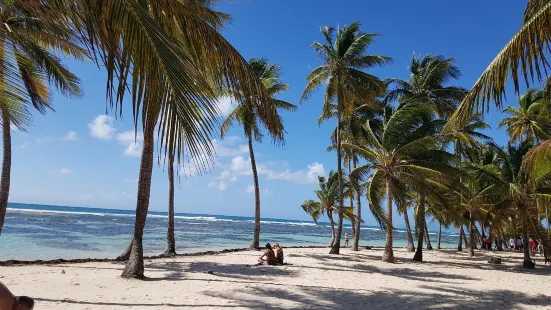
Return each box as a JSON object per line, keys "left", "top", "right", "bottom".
{"left": 273, "top": 243, "right": 284, "bottom": 265}
{"left": 0, "top": 282, "right": 34, "bottom": 310}
{"left": 257, "top": 243, "right": 277, "bottom": 265}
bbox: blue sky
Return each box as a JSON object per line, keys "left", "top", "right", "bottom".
{"left": 7, "top": 0, "right": 539, "bottom": 228}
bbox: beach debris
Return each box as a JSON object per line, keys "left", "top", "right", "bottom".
{"left": 206, "top": 270, "right": 214, "bottom": 274}
{"left": 488, "top": 257, "right": 501, "bottom": 264}
{"left": 61, "top": 269, "right": 66, "bottom": 274}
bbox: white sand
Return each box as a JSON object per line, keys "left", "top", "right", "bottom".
{"left": 1, "top": 247, "right": 550, "bottom": 309}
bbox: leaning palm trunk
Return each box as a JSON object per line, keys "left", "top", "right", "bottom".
{"left": 163, "top": 150, "right": 176, "bottom": 257}
{"left": 348, "top": 160, "right": 355, "bottom": 239}
{"left": 403, "top": 208, "right": 415, "bottom": 252}
{"left": 353, "top": 158, "right": 361, "bottom": 251}
{"left": 248, "top": 135, "right": 261, "bottom": 250}
{"left": 520, "top": 211, "right": 533, "bottom": 268}
{"left": 328, "top": 211, "right": 336, "bottom": 247}
{"left": 424, "top": 220, "right": 433, "bottom": 250}
{"left": 436, "top": 221, "right": 442, "bottom": 249}
{"left": 382, "top": 178, "right": 394, "bottom": 262}
{"left": 121, "top": 115, "right": 156, "bottom": 279}
{"left": 413, "top": 192, "right": 426, "bottom": 261}
{"left": 330, "top": 82, "right": 345, "bottom": 255}
{"left": 457, "top": 226, "right": 464, "bottom": 251}
{"left": 469, "top": 214, "right": 475, "bottom": 257}
{"left": 462, "top": 225, "right": 470, "bottom": 249}
{"left": 0, "top": 110, "right": 11, "bottom": 235}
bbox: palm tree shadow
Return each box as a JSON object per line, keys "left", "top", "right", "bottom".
{"left": 204, "top": 285, "right": 550, "bottom": 309}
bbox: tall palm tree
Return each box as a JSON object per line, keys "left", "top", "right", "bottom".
{"left": 301, "top": 22, "right": 390, "bottom": 254}
{"left": 498, "top": 89, "right": 551, "bottom": 144}
{"left": 323, "top": 103, "right": 385, "bottom": 251}
{"left": 222, "top": 58, "right": 296, "bottom": 250}
{"left": 44, "top": 0, "right": 283, "bottom": 279}
{"left": 343, "top": 103, "right": 453, "bottom": 262}
{"left": 0, "top": 1, "right": 84, "bottom": 234}
{"left": 301, "top": 172, "right": 352, "bottom": 246}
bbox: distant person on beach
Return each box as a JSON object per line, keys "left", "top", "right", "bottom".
{"left": 0, "top": 282, "right": 34, "bottom": 310}
{"left": 257, "top": 243, "right": 277, "bottom": 265}
{"left": 344, "top": 233, "right": 349, "bottom": 248}
{"left": 273, "top": 243, "right": 284, "bottom": 265}
{"left": 509, "top": 237, "right": 515, "bottom": 251}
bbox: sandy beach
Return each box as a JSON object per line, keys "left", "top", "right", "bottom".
{"left": 1, "top": 247, "right": 550, "bottom": 309}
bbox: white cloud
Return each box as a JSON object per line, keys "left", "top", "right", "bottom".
{"left": 267, "top": 162, "right": 326, "bottom": 184}
{"left": 217, "top": 156, "right": 325, "bottom": 185}
{"left": 217, "top": 96, "right": 236, "bottom": 117}
{"left": 59, "top": 168, "right": 72, "bottom": 175}
{"left": 116, "top": 130, "right": 143, "bottom": 157}
{"left": 264, "top": 188, "right": 274, "bottom": 195}
{"left": 20, "top": 142, "right": 28, "bottom": 149}
{"left": 209, "top": 180, "right": 227, "bottom": 191}
{"left": 245, "top": 184, "right": 254, "bottom": 193}
{"left": 89, "top": 115, "right": 115, "bottom": 140}
{"left": 63, "top": 131, "right": 79, "bottom": 141}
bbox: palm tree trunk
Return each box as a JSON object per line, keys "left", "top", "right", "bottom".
{"left": 382, "top": 178, "right": 394, "bottom": 262}
{"left": 546, "top": 206, "right": 550, "bottom": 235}
{"left": 403, "top": 208, "right": 415, "bottom": 252}
{"left": 353, "top": 157, "right": 361, "bottom": 251}
{"left": 248, "top": 135, "right": 261, "bottom": 250}
{"left": 328, "top": 211, "right": 335, "bottom": 247}
{"left": 469, "top": 213, "right": 475, "bottom": 257}
{"left": 436, "top": 221, "right": 442, "bottom": 250}
{"left": 457, "top": 226, "right": 463, "bottom": 251}
{"left": 413, "top": 192, "right": 426, "bottom": 261}
{"left": 462, "top": 225, "right": 470, "bottom": 249}
{"left": 424, "top": 220, "right": 433, "bottom": 250}
{"left": 520, "top": 210, "right": 533, "bottom": 268}
{"left": 0, "top": 110, "right": 11, "bottom": 235}
{"left": 348, "top": 159, "right": 355, "bottom": 239}
{"left": 121, "top": 115, "right": 155, "bottom": 279}
{"left": 163, "top": 150, "right": 176, "bottom": 257}
{"left": 330, "top": 79, "right": 344, "bottom": 255}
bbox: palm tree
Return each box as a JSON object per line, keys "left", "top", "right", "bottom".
{"left": 448, "top": 0, "right": 551, "bottom": 129}
{"left": 0, "top": 1, "right": 84, "bottom": 234}
{"left": 474, "top": 141, "right": 551, "bottom": 267}
{"left": 301, "top": 22, "right": 390, "bottom": 254}
{"left": 386, "top": 54, "right": 467, "bottom": 117}
{"left": 498, "top": 89, "right": 551, "bottom": 144}
{"left": 162, "top": 150, "right": 176, "bottom": 257}
{"left": 44, "top": 0, "right": 284, "bottom": 279}
{"left": 301, "top": 172, "right": 350, "bottom": 246}
{"left": 343, "top": 103, "right": 454, "bottom": 262}
{"left": 222, "top": 58, "right": 296, "bottom": 250}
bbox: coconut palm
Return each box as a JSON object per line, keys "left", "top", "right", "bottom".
{"left": 498, "top": 89, "right": 551, "bottom": 144}
{"left": 323, "top": 102, "right": 385, "bottom": 251}
{"left": 42, "top": 0, "right": 282, "bottom": 279}
{"left": 222, "top": 58, "right": 296, "bottom": 250}
{"left": 301, "top": 172, "right": 352, "bottom": 246}
{"left": 473, "top": 141, "right": 551, "bottom": 267}
{"left": 343, "top": 103, "right": 454, "bottom": 262}
{"left": 0, "top": 1, "right": 84, "bottom": 234}
{"left": 301, "top": 22, "right": 390, "bottom": 254}
{"left": 448, "top": 0, "right": 551, "bottom": 129}
{"left": 386, "top": 54, "right": 467, "bottom": 117}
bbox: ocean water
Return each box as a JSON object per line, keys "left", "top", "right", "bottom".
{"left": 0, "top": 203, "right": 459, "bottom": 261}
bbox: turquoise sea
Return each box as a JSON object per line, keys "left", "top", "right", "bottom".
{"left": 0, "top": 203, "right": 459, "bottom": 261}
